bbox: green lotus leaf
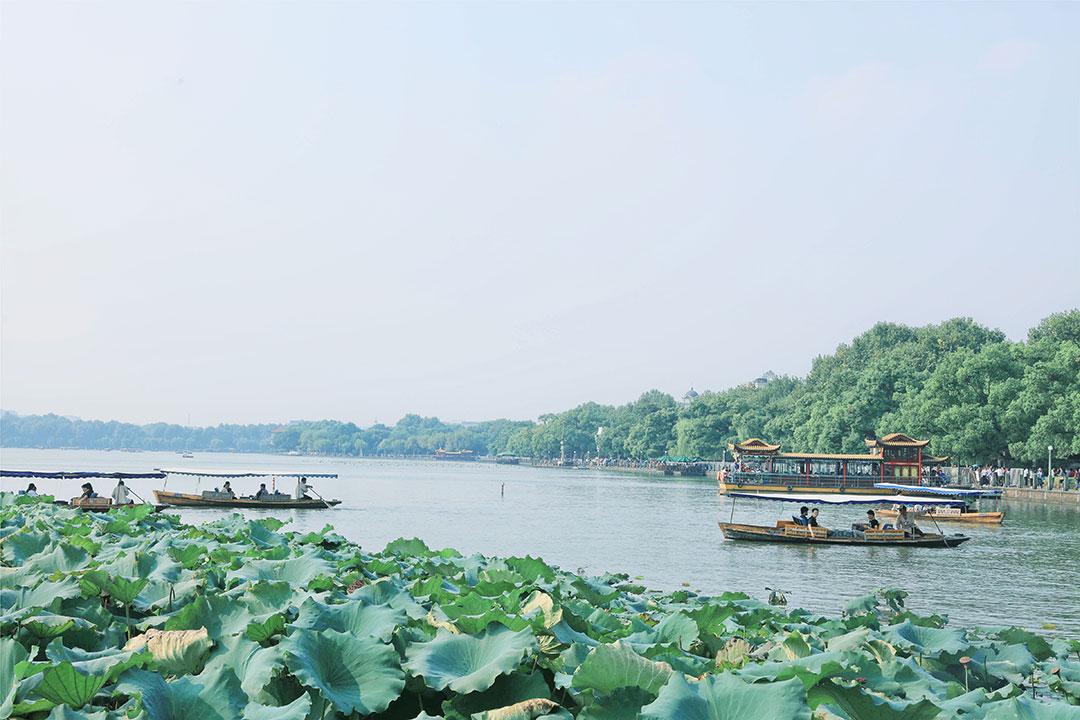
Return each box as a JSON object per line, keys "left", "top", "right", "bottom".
{"left": 44, "top": 704, "right": 112, "bottom": 719}
{"left": 200, "top": 636, "right": 284, "bottom": 699}
{"left": 46, "top": 639, "right": 149, "bottom": 681}
{"left": 504, "top": 556, "right": 556, "bottom": 583}
{"left": 883, "top": 621, "right": 968, "bottom": 657}
{"left": 1, "top": 637, "right": 29, "bottom": 717}
{"left": 966, "top": 644, "right": 1037, "bottom": 684}
{"left": 807, "top": 679, "right": 942, "bottom": 720}
{"left": 1, "top": 530, "right": 54, "bottom": 564}
{"left": 164, "top": 594, "right": 254, "bottom": 637}
{"left": 245, "top": 613, "right": 286, "bottom": 644}
{"left": 103, "top": 577, "right": 149, "bottom": 606}
{"left": 281, "top": 628, "right": 404, "bottom": 715}
{"left": 572, "top": 640, "right": 673, "bottom": 695}
{"left": 292, "top": 596, "right": 407, "bottom": 641}
{"left": 3, "top": 577, "right": 81, "bottom": 611}
{"left": 442, "top": 668, "right": 551, "bottom": 718}
{"left": 982, "top": 696, "right": 1080, "bottom": 719}
{"left": 115, "top": 666, "right": 247, "bottom": 720}
{"left": 640, "top": 672, "right": 811, "bottom": 720}
{"left": 34, "top": 661, "right": 108, "bottom": 709}
{"left": 736, "top": 650, "right": 851, "bottom": 689}
{"left": 26, "top": 544, "right": 89, "bottom": 575}
{"left": 228, "top": 551, "right": 335, "bottom": 586}
{"left": 405, "top": 625, "right": 538, "bottom": 693}
{"left": 242, "top": 693, "right": 312, "bottom": 720}
{"left": 25, "top": 615, "right": 78, "bottom": 640}
{"left": 577, "top": 687, "right": 658, "bottom": 720}
{"left": 994, "top": 628, "right": 1055, "bottom": 662}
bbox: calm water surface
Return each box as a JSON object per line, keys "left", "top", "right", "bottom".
{"left": 2, "top": 449, "right": 1078, "bottom": 635}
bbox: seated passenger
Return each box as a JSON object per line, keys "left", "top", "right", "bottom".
{"left": 254, "top": 483, "right": 269, "bottom": 500}
{"left": 79, "top": 482, "right": 98, "bottom": 499}
{"left": 222, "top": 481, "right": 236, "bottom": 499}
{"left": 854, "top": 509, "right": 880, "bottom": 531}
{"left": 792, "top": 506, "right": 810, "bottom": 525}
{"left": 807, "top": 508, "right": 820, "bottom": 527}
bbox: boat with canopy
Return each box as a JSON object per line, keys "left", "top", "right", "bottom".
{"left": 719, "top": 491, "right": 971, "bottom": 547}
{"left": 873, "top": 483, "right": 1004, "bottom": 524}
{"left": 1, "top": 469, "right": 166, "bottom": 509}
{"left": 153, "top": 468, "right": 341, "bottom": 509}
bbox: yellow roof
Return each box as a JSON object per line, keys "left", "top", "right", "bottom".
{"left": 729, "top": 438, "right": 781, "bottom": 453}
{"left": 865, "top": 433, "right": 930, "bottom": 448}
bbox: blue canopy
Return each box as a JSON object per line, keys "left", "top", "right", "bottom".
{"left": 0, "top": 470, "right": 166, "bottom": 480}
{"left": 726, "top": 491, "right": 968, "bottom": 507}
{"left": 157, "top": 468, "right": 338, "bottom": 479}
{"left": 875, "top": 483, "right": 1001, "bottom": 498}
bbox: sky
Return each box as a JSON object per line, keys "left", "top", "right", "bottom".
{"left": 2, "top": 2, "right": 1078, "bottom": 427}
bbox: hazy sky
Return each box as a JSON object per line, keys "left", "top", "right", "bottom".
{"left": 2, "top": 2, "right": 1078, "bottom": 427}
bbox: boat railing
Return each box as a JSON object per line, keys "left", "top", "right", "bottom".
{"left": 724, "top": 472, "right": 879, "bottom": 490}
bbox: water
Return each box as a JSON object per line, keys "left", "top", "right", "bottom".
{"left": 3, "top": 448, "right": 1078, "bottom": 635}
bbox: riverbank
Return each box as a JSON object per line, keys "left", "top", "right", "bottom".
{"left": 1005, "top": 486, "right": 1080, "bottom": 505}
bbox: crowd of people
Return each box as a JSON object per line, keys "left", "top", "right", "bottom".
{"left": 790, "top": 504, "right": 924, "bottom": 537}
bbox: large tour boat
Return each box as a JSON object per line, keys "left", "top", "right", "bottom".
{"left": 719, "top": 433, "right": 948, "bottom": 495}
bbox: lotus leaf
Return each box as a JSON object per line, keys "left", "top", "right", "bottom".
{"left": 572, "top": 640, "right": 673, "bottom": 695}
{"left": 34, "top": 661, "right": 109, "bottom": 709}
{"left": 981, "top": 696, "right": 1080, "bottom": 719}
{"left": 480, "top": 698, "right": 572, "bottom": 720}
{"left": 807, "top": 679, "right": 942, "bottom": 720}
{"left": 115, "top": 666, "right": 247, "bottom": 720}
{"left": 293, "top": 596, "right": 407, "bottom": 641}
{"left": 242, "top": 693, "right": 311, "bottom": 720}
{"left": 405, "top": 625, "right": 538, "bottom": 693}
{"left": 199, "top": 635, "right": 283, "bottom": 699}
{"left": 640, "top": 672, "right": 811, "bottom": 720}
{"left": 281, "top": 628, "right": 404, "bottom": 715}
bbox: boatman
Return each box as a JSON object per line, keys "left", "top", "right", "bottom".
{"left": 894, "top": 505, "right": 924, "bottom": 537}
{"left": 294, "top": 476, "right": 311, "bottom": 500}
{"left": 111, "top": 480, "right": 133, "bottom": 505}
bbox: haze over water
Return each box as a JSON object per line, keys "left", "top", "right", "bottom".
{"left": 4, "top": 448, "right": 1077, "bottom": 635}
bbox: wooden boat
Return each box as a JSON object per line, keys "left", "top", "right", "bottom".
{"left": 154, "top": 490, "right": 340, "bottom": 509}
{"left": 877, "top": 507, "right": 1003, "bottom": 524}
{"left": 719, "top": 521, "right": 970, "bottom": 548}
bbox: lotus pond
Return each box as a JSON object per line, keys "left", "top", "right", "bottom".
{"left": 2, "top": 496, "right": 1078, "bottom": 720}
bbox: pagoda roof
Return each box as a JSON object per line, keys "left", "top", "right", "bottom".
{"left": 865, "top": 433, "right": 930, "bottom": 449}
{"left": 729, "top": 438, "right": 781, "bottom": 454}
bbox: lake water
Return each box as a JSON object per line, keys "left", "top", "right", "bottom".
{"left": 2, "top": 448, "right": 1078, "bottom": 635}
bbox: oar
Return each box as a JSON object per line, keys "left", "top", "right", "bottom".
{"left": 127, "top": 487, "right": 151, "bottom": 506}
{"left": 307, "top": 486, "right": 333, "bottom": 509}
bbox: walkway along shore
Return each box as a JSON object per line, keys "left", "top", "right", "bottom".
{"left": 1003, "top": 487, "right": 1080, "bottom": 505}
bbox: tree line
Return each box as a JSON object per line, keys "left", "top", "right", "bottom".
{"left": 2, "top": 311, "right": 1077, "bottom": 465}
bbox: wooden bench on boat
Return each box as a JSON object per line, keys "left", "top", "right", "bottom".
{"left": 70, "top": 497, "right": 113, "bottom": 509}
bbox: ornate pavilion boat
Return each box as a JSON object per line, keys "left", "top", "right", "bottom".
{"left": 153, "top": 468, "right": 341, "bottom": 509}
{"left": 719, "top": 433, "right": 949, "bottom": 496}
{"left": 718, "top": 491, "right": 971, "bottom": 548}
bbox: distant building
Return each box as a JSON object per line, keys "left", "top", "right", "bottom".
{"left": 683, "top": 387, "right": 700, "bottom": 402}
{"left": 752, "top": 371, "right": 778, "bottom": 388}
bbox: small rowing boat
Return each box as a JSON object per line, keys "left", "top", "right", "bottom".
{"left": 153, "top": 490, "right": 340, "bottom": 509}
{"left": 720, "top": 491, "right": 971, "bottom": 548}
{"left": 877, "top": 507, "right": 1003, "bottom": 524}
{"left": 718, "top": 521, "right": 970, "bottom": 547}
{"left": 154, "top": 468, "right": 342, "bottom": 509}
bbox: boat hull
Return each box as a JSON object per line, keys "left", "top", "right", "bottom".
{"left": 877, "top": 509, "right": 1003, "bottom": 525}
{"left": 153, "top": 491, "right": 340, "bottom": 509}
{"left": 718, "top": 522, "right": 970, "bottom": 548}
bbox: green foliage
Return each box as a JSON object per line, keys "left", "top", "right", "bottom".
{"left": 3, "top": 497, "right": 1078, "bottom": 719}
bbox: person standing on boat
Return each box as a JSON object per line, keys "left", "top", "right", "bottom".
{"left": 111, "top": 480, "right": 133, "bottom": 505}
{"left": 294, "top": 477, "right": 311, "bottom": 500}
{"left": 894, "top": 505, "right": 923, "bottom": 537}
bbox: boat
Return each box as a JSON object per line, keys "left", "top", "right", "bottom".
{"left": 719, "top": 433, "right": 950, "bottom": 496}
{"left": 154, "top": 468, "right": 341, "bottom": 509}
{"left": 719, "top": 491, "right": 971, "bottom": 548}
{"left": 873, "top": 483, "right": 1004, "bottom": 524}
{"left": 0, "top": 469, "right": 167, "bottom": 510}
{"left": 153, "top": 491, "right": 340, "bottom": 509}
{"left": 434, "top": 449, "right": 476, "bottom": 462}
